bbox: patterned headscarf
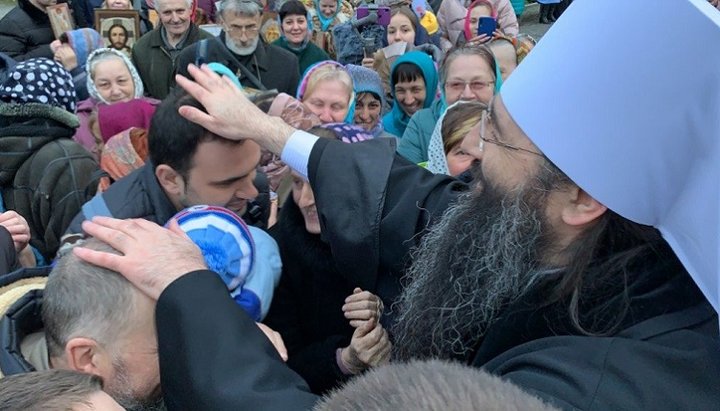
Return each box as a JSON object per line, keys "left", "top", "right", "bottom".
{"left": 85, "top": 48, "right": 144, "bottom": 104}
{"left": 0, "top": 58, "right": 77, "bottom": 113}
{"left": 315, "top": 122, "right": 374, "bottom": 143}
{"left": 63, "top": 28, "right": 104, "bottom": 68}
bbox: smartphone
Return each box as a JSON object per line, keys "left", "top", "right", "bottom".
{"left": 356, "top": 5, "right": 392, "bottom": 26}
{"left": 477, "top": 16, "right": 497, "bottom": 37}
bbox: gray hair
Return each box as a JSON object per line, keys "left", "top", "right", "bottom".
{"left": 155, "top": 0, "right": 193, "bottom": 12}
{"left": 85, "top": 48, "right": 144, "bottom": 103}
{"left": 315, "top": 359, "right": 559, "bottom": 411}
{"left": 439, "top": 45, "right": 496, "bottom": 86}
{"left": 218, "top": 0, "right": 263, "bottom": 19}
{"left": 42, "top": 238, "right": 140, "bottom": 359}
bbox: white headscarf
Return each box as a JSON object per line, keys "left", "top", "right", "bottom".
{"left": 85, "top": 48, "right": 144, "bottom": 104}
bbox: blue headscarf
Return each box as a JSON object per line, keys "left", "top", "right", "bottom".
{"left": 314, "top": 0, "right": 342, "bottom": 31}
{"left": 382, "top": 51, "right": 438, "bottom": 137}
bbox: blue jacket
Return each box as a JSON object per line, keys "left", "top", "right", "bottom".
{"left": 397, "top": 98, "right": 444, "bottom": 164}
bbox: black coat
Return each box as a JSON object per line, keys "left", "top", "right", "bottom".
{"left": 0, "top": 0, "right": 54, "bottom": 61}
{"left": 264, "top": 198, "right": 355, "bottom": 394}
{"left": 175, "top": 34, "right": 300, "bottom": 95}
{"left": 151, "top": 138, "right": 720, "bottom": 409}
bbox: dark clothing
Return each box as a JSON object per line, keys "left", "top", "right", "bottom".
{"left": 175, "top": 34, "right": 300, "bottom": 95}
{"left": 154, "top": 137, "right": 720, "bottom": 409}
{"left": 156, "top": 270, "right": 319, "bottom": 410}
{"left": 0, "top": 227, "right": 19, "bottom": 277}
{"left": 65, "top": 162, "right": 176, "bottom": 235}
{"left": 0, "top": 103, "right": 98, "bottom": 261}
{"left": 0, "top": 266, "right": 51, "bottom": 376}
{"left": 0, "top": 0, "right": 54, "bottom": 61}
{"left": 131, "top": 25, "right": 214, "bottom": 100}
{"left": 264, "top": 199, "right": 354, "bottom": 394}
{"left": 271, "top": 37, "right": 329, "bottom": 78}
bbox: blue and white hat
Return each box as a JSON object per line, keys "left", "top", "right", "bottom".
{"left": 170, "top": 205, "right": 255, "bottom": 292}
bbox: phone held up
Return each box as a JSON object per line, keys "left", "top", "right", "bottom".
{"left": 477, "top": 16, "right": 497, "bottom": 37}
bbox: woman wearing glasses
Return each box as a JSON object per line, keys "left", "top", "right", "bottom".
{"left": 397, "top": 45, "right": 497, "bottom": 164}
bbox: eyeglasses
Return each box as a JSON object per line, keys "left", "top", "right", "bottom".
{"left": 478, "top": 98, "right": 544, "bottom": 158}
{"left": 224, "top": 23, "right": 259, "bottom": 34}
{"left": 446, "top": 80, "right": 494, "bottom": 93}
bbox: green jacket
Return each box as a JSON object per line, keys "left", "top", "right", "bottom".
{"left": 131, "top": 25, "right": 213, "bottom": 100}
{"left": 272, "top": 37, "right": 330, "bottom": 77}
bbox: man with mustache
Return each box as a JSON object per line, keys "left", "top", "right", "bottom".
{"left": 74, "top": 1, "right": 720, "bottom": 409}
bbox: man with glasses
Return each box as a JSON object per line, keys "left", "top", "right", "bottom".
{"left": 74, "top": 1, "right": 720, "bottom": 409}
{"left": 132, "top": 0, "right": 214, "bottom": 99}
{"left": 175, "top": 0, "right": 299, "bottom": 94}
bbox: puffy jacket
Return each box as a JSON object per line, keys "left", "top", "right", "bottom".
{"left": 0, "top": 0, "right": 54, "bottom": 61}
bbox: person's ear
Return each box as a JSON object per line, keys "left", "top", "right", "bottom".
{"left": 561, "top": 186, "right": 608, "bottom": 226}
{"left": 155, "top": 164, "right": 184, "bottom": 197}
{"left": 64, "top": 337, "right": 109, "bottom": 376}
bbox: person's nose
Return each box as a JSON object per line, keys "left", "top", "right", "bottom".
{"left": 297, "top": 183, "right": 315, "bottom": 208}
{"left": 318, "top": 107, "right": 334, "bottom": 123}
{"left": 235, "top": 178, "right": 258, "bottom": 200}
{"left": 460, "top": 83, "right": 475, "bottom": 100}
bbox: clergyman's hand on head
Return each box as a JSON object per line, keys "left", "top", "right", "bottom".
{"left": 73, "top": 217, "right": 207, "bottom": 300}
{"left": 175, "top": 64, "right": 296, "bottom": 155}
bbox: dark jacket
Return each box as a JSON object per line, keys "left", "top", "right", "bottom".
{"left": 271, "top": 37, "right": 329, "bottom": 77}
{"left": 175, "top": 33, "right": 300, "bottom": 95}
{"left": 131, "top": 25, "right": 214, "bottom": 100}
{"left": 65, "top": 162, "right": 176, "bottom": 235}
{"left": 156, "top": 270, "right": 319, "bottom": 410}
{"left": 0, "top": 266, "right": 51, "bottom": 377}
{"left": 0, "top": 103, "right": 98, "bottom": 261}
{"left": 264, "top": 198, "right": 355, "bottom": 394}
{"left": 0, "top": 227, "right": 19, "bottom": 277}
{"left": 0, "top": 0, "right": 54, "bottom": 61}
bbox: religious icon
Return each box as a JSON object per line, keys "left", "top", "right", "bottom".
{"left": 95, "top": 10, "right": 141, "bottom": 57}
{"left": 47, "top": 4, "right": 76, "bottom": 39}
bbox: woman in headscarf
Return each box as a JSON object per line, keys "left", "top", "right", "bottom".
{"left": 73, "top": 48, "right": 159, "bottom": 161}
{"left": 0, "top": 58, "right": 98, "bottom": 262}
{"left": 382, "top": 50, "right": 438, "bottom": 138}
{"left": 345, "top": 64, "right": 396, "bottom": 138}
{"left": 296, "top": 60, "right": 355, "bottom": 124}
{"left": 397, "top": 45, "right": 497, "bottom": 164}
{"left": 264, "top": 122, "right": 391, "bottom": 396}
{"left": 50, "top": 28, "right": 105, "bottom": 101}
{"left": 305, "top": 0, "right": 353, "bottom": 59}
{"left": 425, "top": 100, "right": 484, "bottom": 177}
{"left": 272, "top": 0, "right": 330, "bottom": 76}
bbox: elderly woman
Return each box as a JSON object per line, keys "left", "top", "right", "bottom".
{"left": 272, "top": 0, "right": 330, "bottom": 76}
{"left": 382, "top": 50, "right": 438, "bottom": 138}
{"left": 73, "top": 48, "right": 158, "bottom": 160}
{"left": 264, "top": 122, "right": 390, "bottom": 395}
{"left": 50, "top": 29, "right": 105, "bottom": 101}
{"left": 397, "top": 45, "right": 497, "bottom": 164}
{"left": 296, "top": 60, "right": 355, "bottom": 124}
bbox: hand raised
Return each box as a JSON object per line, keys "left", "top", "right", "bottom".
{"left": 73, "top": 217, "right": 207, "bottom": 300}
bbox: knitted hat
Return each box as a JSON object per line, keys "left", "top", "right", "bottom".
{"left": 345, "top": 64, "right": 385, "bottom": 110}
{"left": 85, "top": 48, "right": 144, "bottom": 104}
{"left": 0, "top": 58, "right": 77, "bottom": 113}
{"left": 63, "top": 28, "right": 104, "bottom": 68}
{"left": 170, "top": 205, "right": 255, "bottom": 293}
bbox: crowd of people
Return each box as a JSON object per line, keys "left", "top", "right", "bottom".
{"left": 1, "top": 0, "right": 720, "bottom": 410}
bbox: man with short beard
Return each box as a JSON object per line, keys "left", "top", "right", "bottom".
{"left": 75, "top": 1, "right": 720, "bottom": 409}
{"left": 0, "top": 238, "right": 164, "bottom": 410}
{"left": 174, "top": 0, "right": 299, "bottom": 94}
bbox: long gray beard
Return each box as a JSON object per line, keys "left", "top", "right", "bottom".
{"left": 391, "top": 182, "right": 553, "bottom": 362}
{"left": 225, "top": 35, "right": 259, "bottom": 56}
